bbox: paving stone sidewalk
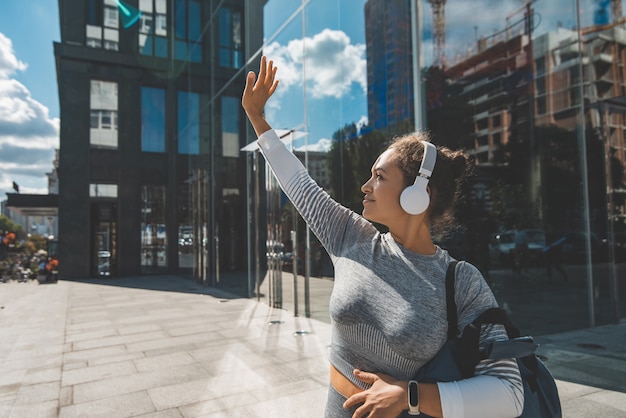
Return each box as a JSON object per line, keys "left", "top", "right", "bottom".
{"left": 0, "top": 276, "right": 624, "bottom": 417}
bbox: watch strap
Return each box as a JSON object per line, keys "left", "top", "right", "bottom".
{"left": 408, "top": 380, "right": 420, "bottom": 415}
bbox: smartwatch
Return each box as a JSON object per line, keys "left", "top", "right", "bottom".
{"left": 408, "top": 380, "right": 420, "bottom": 415}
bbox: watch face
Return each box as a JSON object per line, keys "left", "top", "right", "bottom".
{"left": 409, "top": 381, "right": 419, "bottom": 406}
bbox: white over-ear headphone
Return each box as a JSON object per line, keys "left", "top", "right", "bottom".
{"left": 400, "top": 140, "right": 437, "bottom": 215}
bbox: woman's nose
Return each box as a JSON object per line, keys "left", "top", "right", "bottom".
{"left": 361, "top": 178, "right": 372, "bottom": 193}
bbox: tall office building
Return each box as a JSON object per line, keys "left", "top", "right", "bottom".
{"left": 364, "top": 0, "right": 414, "bottom": 131}
{"left": 55, "top": 0, "right": 264, "bottom": 280}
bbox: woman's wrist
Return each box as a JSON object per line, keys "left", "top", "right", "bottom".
{"left": 245, "top": 113, "right": 272, "bottom": 137}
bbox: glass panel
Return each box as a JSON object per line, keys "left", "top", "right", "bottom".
{"left": 219, "top": 48, "right": 230, "bottom": 67}
{"left": 155, "top": 14, "right": 167, "bottom": 36}
{"left": 219, "top": 8, "right": 231, "bottom": 47}
{"left": 90, "top": 80, "right": 118, "bottom": 148}
{"left": 140, "top": 14, "right": 153, "bottom": 34}
{"left": 188, "top": 0, "right": 201, "bottom": 41}
{"left": 87, "top": 0, "right": 103, "bottom": 26}
{"left": 104, "top": 28, "right": 118, "bottom": 42}
{"left": 175, "top": 40, "right": 187, "bottom": 61}
{"left": 86, "top": 25, "right": 102, "bottom": 40}
{"left": 178, "top": 91, "right": 199, "bottom": 155}
{"left": 420, "top": 0, "right": 597, "bottom": 333}
{"left": 177, "top": 182, "right": 193, "bottom": 269}
{"left": 141, "top": 185, "right": 167, "bottom": 273}
{"left": 155, "top": 36, "right": 168, "bottom": 58}
{"left": 92, "top": 202, "right": 117, "bottom": 277}
{"left": 141, "top": 87, "right": 166, "bottom": 152}
{"left": 89, "top": 184, "right": 118, "bottom": 198}
{"left": 155, "top": 0, "right": 166, "bottom": 14}
{"left": 252, "top": 0, "right": 624, "bottom": 333}
{"left": 189, "top": 43, "right": 202, "bottom": 62}
{"left": 222, "top": 96, "right": 240, "bottom": 157}
{"left": 104, "top": 6, "right": 119, "bottom": 28}
{"left": 175, "top": 0, "right": 187, "bottom": 39}
{"left": 232, "top": 11, "right": 241, "bottom": 49}
{"left": 139, "top": 0, "right": 153, "bottom": 13}
{"left": 139, "top": 33, "right": 152, "bottom": 55}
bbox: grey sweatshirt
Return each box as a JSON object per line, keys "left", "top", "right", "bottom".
{"left": 256, "top": 129, "right": 523, "bottom": 416}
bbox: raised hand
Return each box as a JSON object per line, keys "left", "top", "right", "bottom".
{"left": 242, "top": 56, "right": 279, "bottom": 136}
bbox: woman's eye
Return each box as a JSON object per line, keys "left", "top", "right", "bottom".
{"left": 376, "top": 174, "right": 383, "bottom": 180}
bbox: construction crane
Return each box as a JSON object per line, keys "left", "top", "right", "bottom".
{"left": 428, "top": 0, "right": 447, "bottom": 68}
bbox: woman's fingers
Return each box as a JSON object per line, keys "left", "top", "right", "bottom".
{"left": 242, "top": 72, "right": 256, "bottom": 99}
{"left": 258, "top": 55, "right": 267, "bottom": 84}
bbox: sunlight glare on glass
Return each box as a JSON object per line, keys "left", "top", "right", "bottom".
{"left": 116, "top": 0, "right": 142, "bottom": 29}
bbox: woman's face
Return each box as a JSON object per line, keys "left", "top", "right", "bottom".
{"left": 361, "top": 148, "right": 407, "bottom": 225}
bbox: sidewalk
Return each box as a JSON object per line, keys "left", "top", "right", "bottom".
{"left": 0, "top": 276, "right": 624, "bottom": 417}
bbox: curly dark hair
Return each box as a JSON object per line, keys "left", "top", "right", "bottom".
{"left": 387, "top": 131, "right": 472, "bottom": 238}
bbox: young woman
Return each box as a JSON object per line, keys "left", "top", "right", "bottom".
{"left": 242, "top": 56, "right": 523, "bottom": 418}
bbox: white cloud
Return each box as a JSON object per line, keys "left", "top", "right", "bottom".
{"left": 0, "top": 32, "right": 58, "bottom": 199}
{"left": 295, "top": 137, "right": 333, "bottom": 153}
{"left": 0, "top": 33, "right": 27, "bottom": 79}
{"left": 264, "top": 28, "right": 366, "bottom": 99}
{"left": 356, "top": 115, "right": 369, "bottom": 131}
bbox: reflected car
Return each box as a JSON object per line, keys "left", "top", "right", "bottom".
{"left": 281, "top": 252, "right": 305, "bottom": 274}
{"left": 488, "top": 229, "right": 546, "bottom": 266}
{"left": 489, "top": 231, "right": 516, "bottom": 265}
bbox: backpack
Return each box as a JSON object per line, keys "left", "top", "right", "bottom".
{"left": 416, "top": 261, "right": 562, "bottom": 418}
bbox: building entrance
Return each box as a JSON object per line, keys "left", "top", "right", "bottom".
{"left": 91, "top": 202, "right": 117, "bottom": 277}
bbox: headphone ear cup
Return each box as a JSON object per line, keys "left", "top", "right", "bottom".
{"left": 400, "top": 184, "right": 430, "bottom": 215}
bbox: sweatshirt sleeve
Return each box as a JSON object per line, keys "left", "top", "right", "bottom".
{"left": 255, "top": 129, "right": 377, "bottom": 258}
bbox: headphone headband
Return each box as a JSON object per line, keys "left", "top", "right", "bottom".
{"left": 418, "top": 141, "right": 437, "bottom": 181}
{"left": 400, "top": 140, "right": 437, "bottom": 215}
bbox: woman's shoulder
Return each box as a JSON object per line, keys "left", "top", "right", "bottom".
{"left": 453, "top": 260, "right": 496, "bottom": 306}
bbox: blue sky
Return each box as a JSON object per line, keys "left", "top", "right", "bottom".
{"left": 0, "top": 0, "right": 60, "bottom": 199}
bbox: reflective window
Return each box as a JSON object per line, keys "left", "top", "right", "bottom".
{"left": 253, "top": 0, "right": 626, "bottom": 332}
{"left": 139, "top": 0, "right": 168, "bottom": 58}
{"left": 90, "top": 80, "right": 118, "bottom": 149}
{"left": 86, "top": 0, "right": 119, "bottom": 50}
{"left": 219, "top": 7, "right": 242, "bottom": 68}
{"left": 174, "top": 0, "right": 202, "bottom": 62}
{"left": 89, "top": 183, "right": 118, "bottom": 198}
{"left": 221, "top": 96, "right": 240, "bottom": 157}
{"left": 141, "top": 185, "right": 167, "bottom": 273}
{"left": 141, "top": 86, "right": 166, "bottom": 152}
{"left": 178, "top": 91, "right": 199, "bottom": 155}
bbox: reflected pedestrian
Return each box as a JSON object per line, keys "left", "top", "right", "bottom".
{"left": 543, "top": 228, "right": 568, "bottom": 282}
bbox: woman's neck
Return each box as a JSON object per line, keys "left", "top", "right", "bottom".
{"left": 389, "top": 224, "right": 436, "bottom": 255}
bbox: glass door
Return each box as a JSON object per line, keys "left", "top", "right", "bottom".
{"left": 91, "top": 202, "right": 117, "bottom": 277}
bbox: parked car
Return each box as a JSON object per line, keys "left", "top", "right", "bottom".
{"left": 489, "top": 229, "right": 546, "bottom": 267}
{"left": 281, "top": 252, "right": 305, "bottom": 275}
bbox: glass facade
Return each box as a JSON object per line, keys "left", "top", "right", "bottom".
{"left": 244, "top": 0, "right": 626, "bottom": 335}
{"left": 141, "top": 86, "right": 166, "bottom": 153}
{"left": 55, "top": 0, "right": 623, "bottom": 336}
